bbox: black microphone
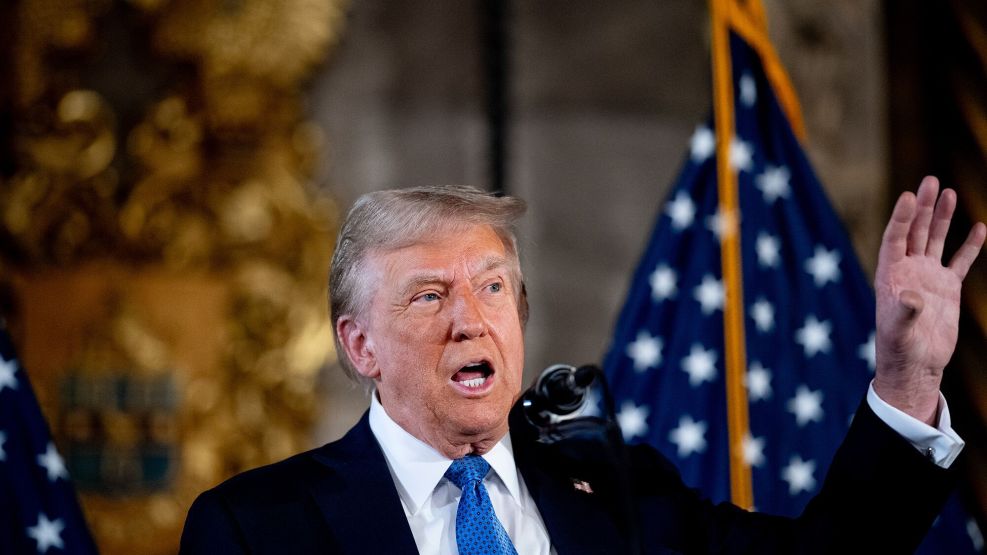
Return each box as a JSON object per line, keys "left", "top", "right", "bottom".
{"left": 521, "top": 364, "right": 598, "bottom": 425}
{"left": 514, "top": 364, "right": 641, "bottom": 554}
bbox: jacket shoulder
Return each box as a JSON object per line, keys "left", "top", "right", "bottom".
{"left": 180, "top": 446, "right": 341, "bottom": 554}
{"left": 180, "top": 413, "right": 381, "bottom": 554}
{"left": 210, "top": 448, "right": 327, "bottom": 505}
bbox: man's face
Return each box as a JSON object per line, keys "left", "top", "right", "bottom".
{"left": 348, "top": 224, "right": 525, "bottom": 456}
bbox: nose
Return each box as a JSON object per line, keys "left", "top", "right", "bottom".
{"left": 451, "top": 288, "right": 487, "bottom": 341}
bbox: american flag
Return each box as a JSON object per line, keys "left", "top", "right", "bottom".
{"left": 0, "top": 327, "right": 98, "bottom": 554}
{"left": 602, "top": 32, "right": 983, "bottom": 553}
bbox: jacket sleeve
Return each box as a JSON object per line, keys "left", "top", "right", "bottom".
{"left": 791, "top": 397, "right": 957, "bottom": 552}
{"left": 629, "top": 399, "right": 959, "bottom": 554}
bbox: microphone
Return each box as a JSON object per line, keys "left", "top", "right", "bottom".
{"left": 514, "top": 364, "right": 641, "bottom": 554}
{"left": 521, "top": 364, "right": 598, "bottom": 426}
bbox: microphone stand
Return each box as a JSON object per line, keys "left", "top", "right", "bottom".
{"left": 514, "top": 365, "right": 642, "bottom": 555}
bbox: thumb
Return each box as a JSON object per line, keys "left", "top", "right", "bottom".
{"left": 889, "top": 290, "right": 924, "bottom": 333}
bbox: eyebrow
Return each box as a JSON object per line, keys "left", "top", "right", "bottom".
{"left": 397, "top": 255, "right": 511, "bottom": 298}
{"left": 474, "top": 255, "right": 511, "bottom": 276}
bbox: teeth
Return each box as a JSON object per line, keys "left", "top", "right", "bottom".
{"left": 461, "top": 376, "right": 487, "bottom": 388}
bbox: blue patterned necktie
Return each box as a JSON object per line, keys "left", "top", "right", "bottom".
{"left": 444, "top": 455, "right": 519, "bottom": 555}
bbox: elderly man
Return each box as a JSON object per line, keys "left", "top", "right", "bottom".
{"left": 181, "top": 178, "right": 984, "bottom": 554}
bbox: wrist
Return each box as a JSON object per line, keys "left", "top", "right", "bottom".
{"left": 872, "top": 374, "right": 940, "bottom": 425}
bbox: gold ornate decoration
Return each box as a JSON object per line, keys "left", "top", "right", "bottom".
{"left": 1, "top": 1, "right": 348, "bottom": 553}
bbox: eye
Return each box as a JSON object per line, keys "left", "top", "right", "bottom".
{"left": 487, "top": 281, "right": 503, "bottom": 293}
{"left": 413, "top": 291, "right": 441, "bottom": 303}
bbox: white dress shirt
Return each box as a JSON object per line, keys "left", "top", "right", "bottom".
{"left": 368, "top": 384, "right": 962, "bottom": 554}
{"left": 369, "top": 394, "right": 554, "bottom": 555}
{"left": 866, "top": 381, "right": 964, "bottom": 468}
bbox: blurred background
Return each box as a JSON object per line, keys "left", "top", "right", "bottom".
{"left": 0, "top": 0, "right": 983, "bottom": 553}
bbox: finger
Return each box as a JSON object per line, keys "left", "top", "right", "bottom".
{"left": 925, "top": 188, "right": 956, "bottom": 260}
{"left": 906, "top": 176, "right": 939, "bottom": 255}
{"left": 879, "top": 191, "right": 916, "bottom": 266}
{"left": 948, "top": 221, "right": 987, "bottom": 280}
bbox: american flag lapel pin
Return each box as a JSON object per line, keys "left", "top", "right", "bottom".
{"left": 571, "top": 479, "right": 594, "bottom": 494}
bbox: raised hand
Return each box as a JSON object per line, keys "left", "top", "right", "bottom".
{"left": 873, "top": 176, "right": 985, "bottom": 425}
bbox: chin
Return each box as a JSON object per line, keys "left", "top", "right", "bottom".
{"left": 447, "top": 400, "right": 511, "bottom": 438}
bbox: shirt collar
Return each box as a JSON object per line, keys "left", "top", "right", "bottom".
{"left": 368, "top": 393, "right": 522, "bottom": 515}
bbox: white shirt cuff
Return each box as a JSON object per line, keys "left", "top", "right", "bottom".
{"left": 866, "top": 381, "right": 965, "bottom": 469}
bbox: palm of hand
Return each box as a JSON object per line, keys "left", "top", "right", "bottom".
{"left": 873, "top": 177, "right": 984, "bottom": 422}
{"left": 875, "top": 255, "right": 961, "bottom": 376}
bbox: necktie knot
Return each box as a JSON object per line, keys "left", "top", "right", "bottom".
{"left": 445, "top": 455, "right": 491, "bottom": 490}
{"left": 444, "top": 454, "right": 518, "bottom": 555}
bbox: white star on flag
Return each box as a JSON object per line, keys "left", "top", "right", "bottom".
{"left": 787, "top": 385, "right": 824, "bottom": 426}
{"left": 669, "top": 415, "right": 708, "bottom": 458}
{"left": 690, "top": 126, "right": 715, "bottom": 162}
{"left": 706, "top": 212, "right": 723, "bottom": 239}
{"left": 27, "top": 513, "right": 65, "bottom": 554}
{"left": 626, "top": 331, "right": 662, "bottom": 372}
{"left": 804, "top": 245, "right": 841, "bottom": 287}
{"left": 649, "top": 264, "right": 678, "bottom": 301}
{"left": 741, "top": 432, "right": 766, "bottom": 467}
{"left": 37, "top": 442, "right": 69, "bottom": 482}
{"left": 693, "top": 275, "right": 724, "bottom": 315}
{"left": 746, "top": 361, "right": 773, "bottom": 401}
{"left": 0, "top": 357, "right": 18, "bottom": 392}
{"left": 781, "top": 456, "right": 817, "bottom": 495}
{"left": 739, "top": 72, "right": 757, "bottom": 107}
{"left": 749, "top": 298, "right": 775, "bottom": 333}
{"left": 705, "top": 208, "right": 739, "bottom": 240}
{"left": 729, "top": 138, "right": 754, "bottom": 172}
{"left": 617, "top": 401, "right": 649, "bottom": 440}
{"left": 858, "top": 332, "right": 876, "bottom": 372}
{"left": 665, "top": 192, "right": 696, "bottom": 230}
{"left": 755, "top": 232, "right": 780, "bottom": 268}
{"left": 681, "top": 343, "right": 717, "bottom": 386}
{"left": 755, "top": 165, "right": 791, "bottom": 203}
{"left": 967, "top": 519, "right": 984, "bottom": 552}
{"left": 795, "top": 316, "right": 832, "bottom": 357}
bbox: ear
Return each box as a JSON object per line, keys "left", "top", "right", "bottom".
{"left": 336, "top": 315, "right": 380, "bottom": 380}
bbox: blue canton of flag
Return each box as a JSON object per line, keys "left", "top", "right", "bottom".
{"left": 0, "top": 328, "right": 98, "bottom": 554}
{"left": 602, "top": 32, "right": 983, "bottom": 554}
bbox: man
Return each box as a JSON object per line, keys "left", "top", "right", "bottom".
{"left": 181, "top": 178, "right": 985, "bottom": 554}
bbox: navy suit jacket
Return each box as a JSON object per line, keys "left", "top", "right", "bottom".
{"left": 180, "top": 400, "right": 955, "bottom": 554}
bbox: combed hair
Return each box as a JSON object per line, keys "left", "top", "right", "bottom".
{"left": 328, "top": 185, "right": 528, "bottom": 383}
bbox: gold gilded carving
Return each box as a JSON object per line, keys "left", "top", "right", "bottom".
{"left": 148, "top": 0, "right": 345, "bottom": 131}
{"left": 3, "top": 89, "right": 120, "bottom": 265}
{"left": 12, "top": 0, "right": 108, "bottom": 107}
{"left": 2, "top": 1, "right": 348, "bottom": 553}
{"left": 28, "top": 90, "right": 117, "bottom": 180}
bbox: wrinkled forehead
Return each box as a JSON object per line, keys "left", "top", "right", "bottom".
{"left": 353, "top": 221, "right": 522, "bottom": 308}
{"left": 368, "top": 222, "right": 516, "bottom": 279}
{"left": 383, "top": 219, "right": 516, "bottom": 253}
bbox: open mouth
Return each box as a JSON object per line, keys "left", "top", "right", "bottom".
{"left": 451, "top": 361, "right": 494, "bottom": 389}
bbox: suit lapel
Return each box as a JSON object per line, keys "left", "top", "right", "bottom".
{"left": 308, "top": 413, "right": 419, "bottom": 554}
{"left": 513, "top": 432, "right": 627, "bottom": 555}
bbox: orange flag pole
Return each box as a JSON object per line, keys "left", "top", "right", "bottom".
{"left": 709, "top": 0, "right": 754, "bottom": 510}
